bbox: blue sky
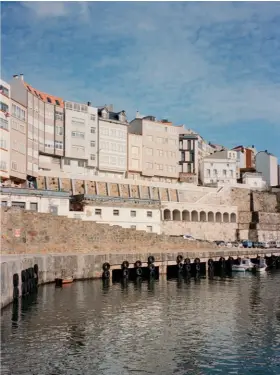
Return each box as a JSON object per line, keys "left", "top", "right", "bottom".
{"left": 2, "top": 2, "right": 280, "bottom": 159}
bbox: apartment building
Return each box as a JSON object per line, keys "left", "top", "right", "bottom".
{"left": 64, "top": 101, "right": 98, "bottom": 176}
{"left": 10, "top": 99, "right": 27, "bottom": 181}
{"left": 199, "top": 149, "right": 238, "bottom": 185}
{"left": 232, "top": 145, "right": 257, "bottom": 172}
{"left": 98, "top": 105, "right": 128, "bottom": 178}
{"left": 129, "top": 116, "right": 180, "bottom": 183}
{"left": 178, "top": 130, "right": 199, "bottom": 184}
{"left": 256, "top": 150, "right": 278, "bottom": 187}
{"left": 0, "top": 79, "right": 11, "bottom": 181}
{"left": 10, "top": 74, "right": 65, "bottom": 180}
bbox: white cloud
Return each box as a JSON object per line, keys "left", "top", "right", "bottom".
{"left": 6, "top": 2, "right": 280, "bottom": 131}
{"left": 22, "top": 2, "right": 68, "bottom": 17}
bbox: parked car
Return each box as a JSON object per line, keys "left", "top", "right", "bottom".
{"left": 214, "top": 241, "right": 226, "bottom": 247}
{"left": 269, "top": 241, "right": 277, "bottom": 249}
{"left": 276, "top": 241, "right": 280, "bottom": 248}
{"left": 259, "top": 241, "right": 270, "bottom": 249}
{"left": 231, "top": 241, "right": 240, "bottom": 248}
{"left": 242, "top": 240, "right": 253, "bottom": 248}
{"left": 183, "top": 234, "right": 196, "bottom": 241}
{"left": 253, "top": 242, "right": 261, "bottom": 248}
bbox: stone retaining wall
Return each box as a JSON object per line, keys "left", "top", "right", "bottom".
{"left": 1, "top": 208, "right": 217, "bottom": 255}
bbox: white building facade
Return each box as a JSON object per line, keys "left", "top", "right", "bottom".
{"left": 64, "top": 101, "right": 98, "bottom": 176}
{"left": 199, "top": 150, "right": 238, "bottom": 185}
{"left": 0, "top": 187, "right": 70, "bottom": 216}
{"left": 129, "top": 116, "right": 180, "bottom": 182}
{"left": 256, "top": 151, "right": 278, "bottom": 187}
{"left": 98, "top": 106, "right": 128, "bottom": 179}
{"left": 0, "top": 79, "right": 11, "bottom": 181}
{"left": 69, "top": 203, "right": 161, "bottom": 234}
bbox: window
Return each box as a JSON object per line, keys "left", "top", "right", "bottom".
{"left": 223, "top": 169, "right": 227, "bottom": 176}
{"left": 56, "top": 126, "right": 63, "bottom": 136}
{"left": 113, "top": 209, "right": 119, "bottom": 216}
{"left": 71, "top": 118, "right": 85, "bottom": 126}
{"left": 12, "top": 201, "right": 26, "bottom": 209}
{"left": 78, "top": 160, "right": 85, "bottom": 167}
{"left": 147, "top": 226, "right": 153, "bottom": 232}
{"left": 0, "top": 118, "right": 8, "bottom": 130}
{"left": 90, "top": 154, "right": 95, "bottom": 161}
{"left": 157, "top": 137, "right": 163, "bottom": 144}
{"left": 0, "top": 85, "right": 9, "bottom": 96}
{"left": 90, "top": 114, "right": 96, "bottom": 121}
{"left": 91, "top": 127, "right": 96, "bottom": 134}
{"left": 206, "top": 169, "right": 210, "bottom": 177}
{"left": 146, "top": 162, "right": 153, "bottom": 169}
{"left": 131, "top": 210, "right": 136, "bottom": 217}
{"left": 188, "top": 164, "right": 191, "bottom": 173}
{"left": 131, "top": 225, "right": 136, "bottom": 230}
{"left": 0, "top": 102, "right": 9, "bottom": 112}
{"left": 90, "top": 141, "right": 96, "bottom": 147}
{"left": 0, "top": 139, "right": 7, "bottom": 149}
{"left": 72, "top": 145, "right": 85, "bottom": 154}
{"left": 64, "top": 159, "right": 71, "bottom": 165}
{"left": 55, "top": 100, "right": 60, "bottom": 106}
{"left": 146, "top": 147, "right": 153, "bottom": 156}
{"left": 55, "top": 141, "right": 63, "bottom": 149}
{"left": 147, "top": 211, "right": 153, "bottom": 217}
{"left": 95, "top": 209, "right": 102, "bottom": 215}
{"left": 47, "top": 97, "right": 52, "bottom": 103}
{"left": 55, "top": 112, "right": 63, "bottom": 121}
{"left": 0, "top": 161, "right": 7, "bottom": 170}
{"left": 30, "top": 203, "right": 38, "bottom": 211}
{"left": 1, "top": 201, "right": 7, "bottom": 207}
{"left": 72, "top": 131, "right": 85, "bottom": 139}
{"left": 11, "top": 161, "right": 17, "bottom": 171}
{"left": 188, "top": 140, "right": 191, "bottom": 149}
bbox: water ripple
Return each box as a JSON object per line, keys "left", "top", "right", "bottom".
{"left": 1, "top": 272, "right": 280, "bottom": 375}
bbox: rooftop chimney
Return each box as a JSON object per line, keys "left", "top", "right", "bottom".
{"left": 252, "top": 145, "right": 254, "bottom": 148}
{"left": 20, "top": 74, "right": 24, "bottom": 81}
{"left": 13, "top": 75, "right": 19, "bottom": 79}
{"left": 265, "top": 149, "right": 267, "bottom": 153}
{"left": 136, "top": 110, "right": 140, "bottom": 118}
{"left": 87, "top": 101, "right": 91, "bottom": 107}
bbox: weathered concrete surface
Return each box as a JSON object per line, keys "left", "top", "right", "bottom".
{"left": 2, "top": 248, "right": 280, "bottom": 309}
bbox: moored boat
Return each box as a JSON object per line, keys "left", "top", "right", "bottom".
{"left": 232, "top": 258, "right": 254, "bottom": 272}
{"left": 253, "top": 258, "right": 268, "bottom": 273}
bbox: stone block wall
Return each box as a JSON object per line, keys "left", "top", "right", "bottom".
{"left": 1, "top": 208, "right": 217, "bottom": 255}
{"left": 229, "top": 188, "right": 251, "bottom": 211}
{"left": 252, "top": 191, "right": 278, "bottom": 213}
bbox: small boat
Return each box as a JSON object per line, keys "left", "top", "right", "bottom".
{"left": 62, "top": 277, "right": 74, "bottom": 284}
{"left": 232, "top": 258, "right": 254, "bottom": 272}
{"left": 253, "top": 258, "right": 268, "bottom": 273}
{"left": 55, "top": 277, "right": 73, "bottom": 287}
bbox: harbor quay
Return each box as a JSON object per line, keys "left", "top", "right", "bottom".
{"left": 1, "top": 248, "right": 280, "bottom": 309}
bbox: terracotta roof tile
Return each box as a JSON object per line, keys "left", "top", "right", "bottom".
{"left": 24, "top": 82, "right": 64, "bottom": 108}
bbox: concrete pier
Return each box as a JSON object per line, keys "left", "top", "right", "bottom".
{"left": 1, "top": 248, "right": 280, "bottom": 309}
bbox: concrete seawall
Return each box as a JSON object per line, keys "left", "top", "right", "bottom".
{"left": 2, "top": 248, "right": 280, "bottom": 309}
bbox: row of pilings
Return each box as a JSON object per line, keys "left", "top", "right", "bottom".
{"left": 102, "top": 254, "right": 280, "bottom": 282}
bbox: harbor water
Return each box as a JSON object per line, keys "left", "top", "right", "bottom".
{"left": 1, "top": 271, "right": 280, "bottom": 375}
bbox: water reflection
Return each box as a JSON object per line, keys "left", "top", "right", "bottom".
{"left": 1, "top": 272, "right": 280, "bottom": 375}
